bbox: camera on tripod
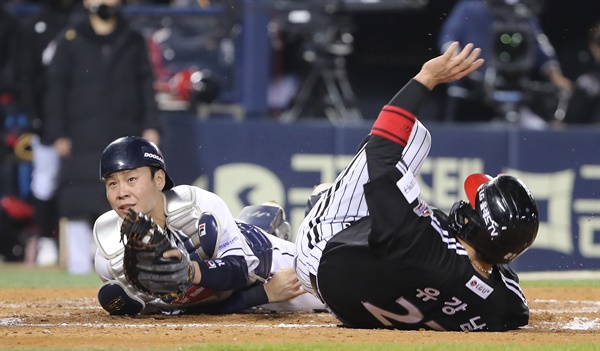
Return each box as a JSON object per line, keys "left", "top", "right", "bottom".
{"left": 483, "top": 0, "right": 543, "bottom": 121}
{"left": 274, "top": 0, "right": 362, "bottom": 123}
{"left": 487, "top": 0, "right": 540, "bottom": 86}
{"left": 275, "top": 0, "right": 354, "bottom": 61}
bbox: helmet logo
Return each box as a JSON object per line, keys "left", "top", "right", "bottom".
{"left": 478, "top": 189, "right": 499, "bottom": 237}
{"left": 143, "top": 152, "right": 164, "bottom": 164}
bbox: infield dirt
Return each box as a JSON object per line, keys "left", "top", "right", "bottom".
{"left": 1, "top": 287, "right": 598, "bottom": 349}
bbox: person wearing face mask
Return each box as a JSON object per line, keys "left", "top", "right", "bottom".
{"left": 42, "top": 0, "right": 162, "bottom": 274}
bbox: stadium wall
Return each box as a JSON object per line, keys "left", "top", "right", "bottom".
{"left": 162, "top": 116, "right": 600, "bottom": 272}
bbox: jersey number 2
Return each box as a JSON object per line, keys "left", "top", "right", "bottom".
{"left": 362, "top": 297, "right": 445, "bottom": 331}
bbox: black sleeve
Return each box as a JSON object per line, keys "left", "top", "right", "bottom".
{"left": 195, "top": 255, "right": 251, "bottom": 291}
{"left": 42, "top": 32, "right": 70, "bottom": 144}
{"left": 365, "top": 135, "right": 405, "bottom": 180}
{"left": 564, "top": 72, "right": 600, "bottom": 124}
{"left": 495, "top": 265, "right": 530, "bottom": 330}
{"left": 17, "top": 22, "right": 41, "bottom": 127}
{"left": 365, "top": 79, "right": 431, "bottom": 180}
{"left": 364, "top": 167, "right": 410, "bottom": 252}
{"left": 186, "top": 283, "right": 269, "bottom": 315}
{"left": 387, "top": 78, "right": 431, "bottom": 112}
{"left": 132, "top": 31, "right": 161, "bottom": 133}
{"left": 0, "top": 10, "right": 19, "bottom": 96}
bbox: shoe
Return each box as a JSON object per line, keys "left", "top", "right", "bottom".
{"left": 260, "top": 201, "right": 292, "bottom": 242}
{"left": 36, "top": 237, "right": 59, "bottom": 266}
{"left": 305, "top": 183, "right": 332, "bottom": 216}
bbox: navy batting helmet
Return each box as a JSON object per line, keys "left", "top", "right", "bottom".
{"left": 99, "top": 136, "right": 174, "bottom": 191}
{"left": 448, "top": 174, "right": 539, "bottom": 264}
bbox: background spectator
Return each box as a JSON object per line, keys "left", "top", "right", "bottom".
{"left": 43, "top": 0, "right": 162, "bottom": 274}
{"left": 0, "top": 3, "right": 29, "bottom": 262}
{"left": 563, "top": 20, "right": 600, "bottom": 124}
{"left": 437, "top": 0, "right": 572, "bottom": 126}
{"left": 18, "top": 0, "right": 80, "bottom": 266}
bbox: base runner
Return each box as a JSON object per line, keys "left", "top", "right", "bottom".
{"left": 295, "top": 42, "right": 540, "bottom": 331}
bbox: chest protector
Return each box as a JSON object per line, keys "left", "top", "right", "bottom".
{"left": 163, "top": 186, "right": 222, "bottom": 260}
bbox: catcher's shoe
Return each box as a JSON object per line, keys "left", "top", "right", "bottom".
{"left": 304, "top": 183, "right": 332, "bottom": 216}
{"left": 261, "top": 201, "right": 292, "bottom": 242}
{"left": 237, "top": 201, "right": 292, "bottom": 242}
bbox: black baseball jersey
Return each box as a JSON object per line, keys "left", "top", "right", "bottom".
{"left": 316, "top": 163, "right": 529, "bottom": 331}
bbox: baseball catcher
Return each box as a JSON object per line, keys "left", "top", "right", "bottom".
{"left": 93, "top": 136, "right": 324, "bottom": 316}
{"left": 295, "top": 42, "right": 540, "bottom": 331}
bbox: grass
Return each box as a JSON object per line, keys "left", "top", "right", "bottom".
{"left": 0, "top": 263, "right": 100, "bottom": 289}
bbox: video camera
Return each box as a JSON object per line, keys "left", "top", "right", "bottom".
{"left": 487, "top": 0, "right": 542, "bottom": 75}
{"left": 483, "top": 0, "right": 546, "bottom": 122}
{"left": 273, "top": 0, "right": 353, "bottom": 59}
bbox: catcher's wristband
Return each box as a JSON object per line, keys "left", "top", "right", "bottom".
{"left": 195, "top": 255, "right": 250, "bottom": 290}
{"left": 187, "top": 283, "right": 269, "bottom": 314}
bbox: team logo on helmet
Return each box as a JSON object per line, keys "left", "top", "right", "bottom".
{"left": 143, "top": 152, "right": 164, "bottom": 164}
{"left": 478, "top": 188, "right": 499, "bottom": 237}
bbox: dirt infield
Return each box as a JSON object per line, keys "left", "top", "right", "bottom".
{"left": 1, "top": 287, "right": 599, "bottom": 349}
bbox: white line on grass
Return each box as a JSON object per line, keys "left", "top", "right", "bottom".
{"left": 0, "top": 319, "right": 336, "bottom": 329}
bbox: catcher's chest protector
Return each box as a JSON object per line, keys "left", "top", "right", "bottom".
{"left": 163, "top": 186, "right": 223, "bottom": 260}
{"left": 94, "top": 186, "right": 216, "bottom": 280}
{"left": 164, "top": 186, "right": 204, "bottom": 238}
{"left": 94, "top": 211, "right": 126, "bottom": 278}
{"left": 164, "top": 187, "right": 275, "bottom": 281}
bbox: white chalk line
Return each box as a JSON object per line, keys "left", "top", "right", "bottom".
{"left": 1, "top": 299, "right": 598, "bottom": 331}
{"left": 533, "top": 299, "right": 600, "bottom": 305}
{"left": 0, "top": 303, "right": 100, "bottom": 310}
{"left": 0, "top": 318, "right": 336, "bottom": 329}
{"left": 2, "top": 318, "right": 599, "bottom": 331}
{"left": 530, "top": 299, "right": 600, "bottom": 314}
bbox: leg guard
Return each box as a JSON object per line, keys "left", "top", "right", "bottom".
{"left": 98, "top": 280, "right": 145, "bottom": 315}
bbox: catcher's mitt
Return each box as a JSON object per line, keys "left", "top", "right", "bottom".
{"left": 120, "top": 209, "right": 195, "bottom": 298}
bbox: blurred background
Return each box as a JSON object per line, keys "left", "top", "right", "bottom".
{"left": 5, "top": 0, "right": 599, "bottom": 122}
{"left": 1, "top": 0, "right": 599, "bottom": 273}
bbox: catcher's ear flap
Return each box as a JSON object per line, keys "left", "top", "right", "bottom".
{"left": 193, "top": 212, "right": 222, "bottom": 260}
{"left": 98, "top": 280, "right": 145, "bottom": 315}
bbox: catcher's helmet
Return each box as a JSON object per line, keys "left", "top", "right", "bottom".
{"left": 448, "top": 173, "right": 539, "bottom": 264}
{"left": 100, "top": 136, "right": 174, "bottom": 191}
